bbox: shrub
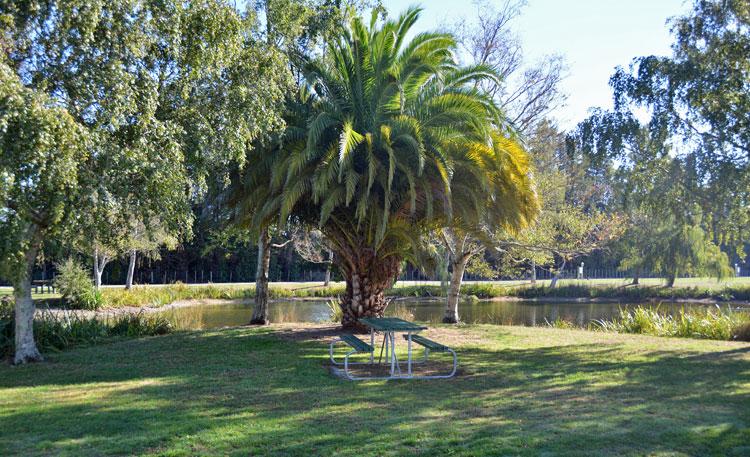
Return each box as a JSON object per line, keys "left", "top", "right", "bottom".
{"left": 53, "top": 258, "right": 103, "bottom": 310}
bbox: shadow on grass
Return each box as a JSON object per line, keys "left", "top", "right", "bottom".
{"left": 0, "top": 327, "right": 749, "bottom": 456}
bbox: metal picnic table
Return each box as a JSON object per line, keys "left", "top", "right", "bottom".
{"left": 360, "top": 317, "right": 427, "bottom": 378}
{"left": 329, "top": 317, "right": 458, "bottom": 380}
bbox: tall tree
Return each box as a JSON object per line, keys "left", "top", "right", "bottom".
{"left": 235, "top": 8, "right": 538, "bottom": 330}
{"left": 569, "top": 108, "right": 732, "bottom": 286}
{"left": 454, "top": 0, "right": 567, "bottom": 134}
{"left": 1, "top": 0, "right": 291, "bottom": 361}
{"left": 123, "top": 217, "right": 178, "bottom": 290}
{"left": 438, "top": 0, "right": 566, "bottom": 322}
{"left": 610, "top": 0, "right": 750, "bottom": 258}
{"left": 0, "top": 63, "right": 87, "bottom": 363}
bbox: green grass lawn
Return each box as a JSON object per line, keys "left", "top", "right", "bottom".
{"left": 1, "top": 324, "right": 749, "bottom": 456}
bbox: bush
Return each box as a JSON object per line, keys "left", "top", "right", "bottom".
{"left": 53, "top": 258, "right": 103, "bottom": 310}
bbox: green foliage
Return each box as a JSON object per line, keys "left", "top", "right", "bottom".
{"left": 608, "top": 0, "right": 750, "bottom": 256}
{"left": 594, "top": 305, "right": 750, "bottom": 341}
{"left": 0, "top": 62, "right": 87, "bottom": 287}
{"left": 494, "top": 122, "right": 621, "bottom": 276}
{"left": 326, "top": 299, "right": 343, "bottom": 323}
{"left": 0, "top": 305, "right": 172, "bottom": 359}
{"left": 545, "top": 317, "right": 575, "bottom": 329}
{"left": 53, "top": 259, "right": 103, "bottom": 310}
{"left": 617, "top": 212, "right": 732, "bottom": 286}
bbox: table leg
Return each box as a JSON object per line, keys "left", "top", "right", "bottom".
{"left": 384, "top": 332, "right": 389, "bottom": 362}
{"left": 407, "top": 332, "right": 413, "bottom": 377}
{"left": 370, "top": 328, "right": 374, "bottom": 364}
{"left": 390, "top": 332, "right": 403, "bottom": 376}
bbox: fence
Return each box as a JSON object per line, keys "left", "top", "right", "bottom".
{"left": 2, "top": 265, "right": 748, "bottom": 288}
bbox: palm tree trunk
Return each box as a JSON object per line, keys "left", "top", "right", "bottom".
{"left": 125, "top": 250, "right": 136, "bottom": 290}
{"left": 250, "top": 228, "right": 271, "bottom": 325}
{"left": 14, "top": 225, "right": 43, "bottom": 364}
{"left": 336, "top": 248, "right": 401, "bottom": 332}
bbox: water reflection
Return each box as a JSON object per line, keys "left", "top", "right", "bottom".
{"left": 160, "top": 299, "right": 750, "bottom": 330}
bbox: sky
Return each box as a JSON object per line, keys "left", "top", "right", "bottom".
{"left": 380, "top": 0, "right": 691, "bottom": 129}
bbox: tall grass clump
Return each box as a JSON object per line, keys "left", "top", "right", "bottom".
{"left": 594, "top": 305, "right": 750, "bottom": 341}
{"left": 545, "top": 317, "right": 576, "bottom": 329}
{"left": 326, "top": 299, "right": 343, "bottom": 323}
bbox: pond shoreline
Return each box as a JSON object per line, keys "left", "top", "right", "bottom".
{"left": 36, "top": 294, "right": 750, "bottom": 319}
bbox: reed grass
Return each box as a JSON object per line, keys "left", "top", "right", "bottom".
{"left": 1, "top": 302, "right": 172, "bottom": 359}
{"left": 593, "top": 305, "right": 750, "bottom": 341}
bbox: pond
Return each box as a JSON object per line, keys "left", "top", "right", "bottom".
{"left": 160, "top": 299, "right": 750, "bottom": 330}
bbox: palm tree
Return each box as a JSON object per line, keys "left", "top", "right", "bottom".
{"left": 235, "top": 7, "right": 538, "bottom": 330}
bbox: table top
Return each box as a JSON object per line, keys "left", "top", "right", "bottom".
{"left": 359, "top": 317, "right": 427, "bottom": 332}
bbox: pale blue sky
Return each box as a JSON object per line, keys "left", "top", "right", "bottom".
{"left": 380, "top": 0, "right": 690, "bottom": 129}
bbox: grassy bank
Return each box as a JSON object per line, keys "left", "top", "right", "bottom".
{"left": 3, "top": 277, "right": 750, "bottom": 310}
{"left": 1, "top": 324, "right": 748, "bottom": 456}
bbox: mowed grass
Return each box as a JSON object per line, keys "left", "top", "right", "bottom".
{"left": 1, "top": 325, "right": 749, "bottom": 456}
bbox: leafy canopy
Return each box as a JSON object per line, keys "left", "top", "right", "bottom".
{"left": 0, "top": 63, "right": 87, "bottom": 284}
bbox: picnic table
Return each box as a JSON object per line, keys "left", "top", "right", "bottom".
{"left": 32, "top": 279, "right": 55, "bottom": 294}
{"left": 329, "top": 317, "right": 457, "bottom": 380}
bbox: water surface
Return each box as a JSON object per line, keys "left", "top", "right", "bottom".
{"left": 161, "top": 299, "right": 750, "bottom": 330}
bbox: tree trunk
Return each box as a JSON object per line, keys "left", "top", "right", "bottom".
{"left": 324, "top": 249, "right": 333, "bottom": 287}
{"left": 93, "top": 248, "right": 108, "bottom": 290}
{"left": 550, "top": 259, "right": 566, "bottom": 288}
{"left": 666, "top": 271, "right": 676, "bottom": 288}
{"left": 337, "top": 249, "right": 401, "bottom": 332}
{"left": 443, "top": 255, "right": 468, "bottom": 324}
{"left": 125, "top": 250, "right": 136, "bottom": 290}
{"left": 250, "top": 228, "right": 271, "bottom": 325}
{"left": 530, "top": 259, "right": 537, "bottom": 284}
{"left": 14, "top": 227, "right": 43, "bottom": 364}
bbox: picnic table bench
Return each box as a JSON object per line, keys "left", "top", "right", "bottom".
{"left": 32, "top": 280, "right": 55, "bottom": 294}
{"left": 329, "top": 317, "right": 457, "bottom": 380}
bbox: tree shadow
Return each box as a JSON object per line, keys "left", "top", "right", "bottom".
{"left": 1, "top": 326, "right": 749, "bottom": 456}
